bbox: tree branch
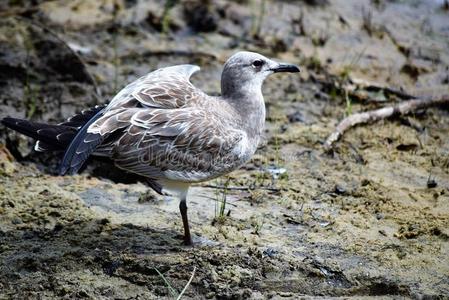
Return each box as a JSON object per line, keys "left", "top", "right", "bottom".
{"left": 324, "top": 95, "right": 449, "bottom": 151}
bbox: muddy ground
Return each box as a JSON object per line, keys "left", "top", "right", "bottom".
{"left": 0, "top": 0, "right": 448, "bottom": 299}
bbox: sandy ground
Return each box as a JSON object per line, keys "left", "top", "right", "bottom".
{"left": 1, "top": 0, "right": 448, "bottom": 298}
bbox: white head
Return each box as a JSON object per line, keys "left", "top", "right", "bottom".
{"left": 221, "top": 51, "right": 300, "bottom": 98}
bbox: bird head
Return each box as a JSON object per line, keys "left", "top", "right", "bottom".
{"left": 221, "top": 51, "right": 300, "bottom": 98}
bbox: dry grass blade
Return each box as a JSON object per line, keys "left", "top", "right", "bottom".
{"left": 176, "top": 266, "right": 196, "bottom": 300}
{"left": 154, "top": 268, "right": 178, "bottom": 298}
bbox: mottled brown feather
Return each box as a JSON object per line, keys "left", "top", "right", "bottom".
{"left": 86, "top": 65, "right": 248, "bottom": 182}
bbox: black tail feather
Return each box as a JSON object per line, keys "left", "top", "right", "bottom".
{"left": 59, "top": 108, "right": 106, "bottom": 175}
{"left": 2, "top": 104, "right": 107, "bottom": 172}
{"left": 1, "top": 118, "right": 77, "bottom": 151}
{"left": 59, "top": 104, "right": 107, "bottom": 128}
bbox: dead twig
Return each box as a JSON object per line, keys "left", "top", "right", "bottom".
{"left": 202, "top": 184, "right": 280, "bottom": 192}
{"left": 324, "top": 95, "right": 449, "bottom": 151}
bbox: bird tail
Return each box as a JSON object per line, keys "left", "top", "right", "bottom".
{"left": 1, "top": 104, "right": 107, "bottom": 169}
{"left": 58, "top": 108, "right": 106, "bottom": 175}
{"left": 1, "top": 118, "right": 77, "bottom": 151}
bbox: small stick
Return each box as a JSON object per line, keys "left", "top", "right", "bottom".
{"left": 202, "top": 184, "right": 281, "bottom": 192}
{"left": 324, "top": 95, "right": 449, "bottom": 150}
{"left": 203, "top": 184, "right": 249, "bottom": 191}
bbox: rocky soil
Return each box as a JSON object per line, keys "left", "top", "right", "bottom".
{"left": 0, "top": 0, "right": 448, "bottom": 299}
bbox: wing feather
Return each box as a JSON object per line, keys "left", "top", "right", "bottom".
{"left": 106, "top": 64, "right": 200, "bottom": 110}
{"left": 111, "top": 108, "right": 244, "bottom": 182}
{"left": 85, "top": 64, "right": 247, "bottom": 182}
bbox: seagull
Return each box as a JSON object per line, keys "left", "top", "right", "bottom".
{"left": 1, "top": 51, "right": 300, "bottom": 245}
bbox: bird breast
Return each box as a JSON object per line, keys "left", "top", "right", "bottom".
{"left": 231, "top": 132, "right": 259, "bottom": 164}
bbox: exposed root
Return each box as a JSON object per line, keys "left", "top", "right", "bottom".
{"left": 324, "top": 95, "right": 449, "bottom": 151}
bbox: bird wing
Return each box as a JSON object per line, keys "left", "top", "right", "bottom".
{"left": 85, "top": 65, "right": 246, "bottom": 181}
{"left": 60, "top": 64, "right": 201, "bottom": 175}
{"left": 106, "top": 107, "right": 245, "bottom": 182}
{"left": 106, "top": 64, "right": 201, "bottom": 111}
{"left": 88, "top": 64, "right": 202, "bottom": 136}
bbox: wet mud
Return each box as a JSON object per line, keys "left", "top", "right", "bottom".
{"left": 1, "top": 0, "right": 448, "bottom": 299}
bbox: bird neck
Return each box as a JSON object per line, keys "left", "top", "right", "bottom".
{"left": 220, "top": 70, "right": 267, "bottom": 138}
{"left": 221, "top": 74, "right": 264, "bottom": 99}
{"left": 221, "top": 87, "right": 266, "bottom": 139}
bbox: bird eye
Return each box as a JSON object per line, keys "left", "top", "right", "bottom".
{"left": 252, "top": 60, "right": 264, "bottom": 68}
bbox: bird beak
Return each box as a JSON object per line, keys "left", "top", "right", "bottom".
{"left": 270, "top": 63, "right": 300, "bottom": 73}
